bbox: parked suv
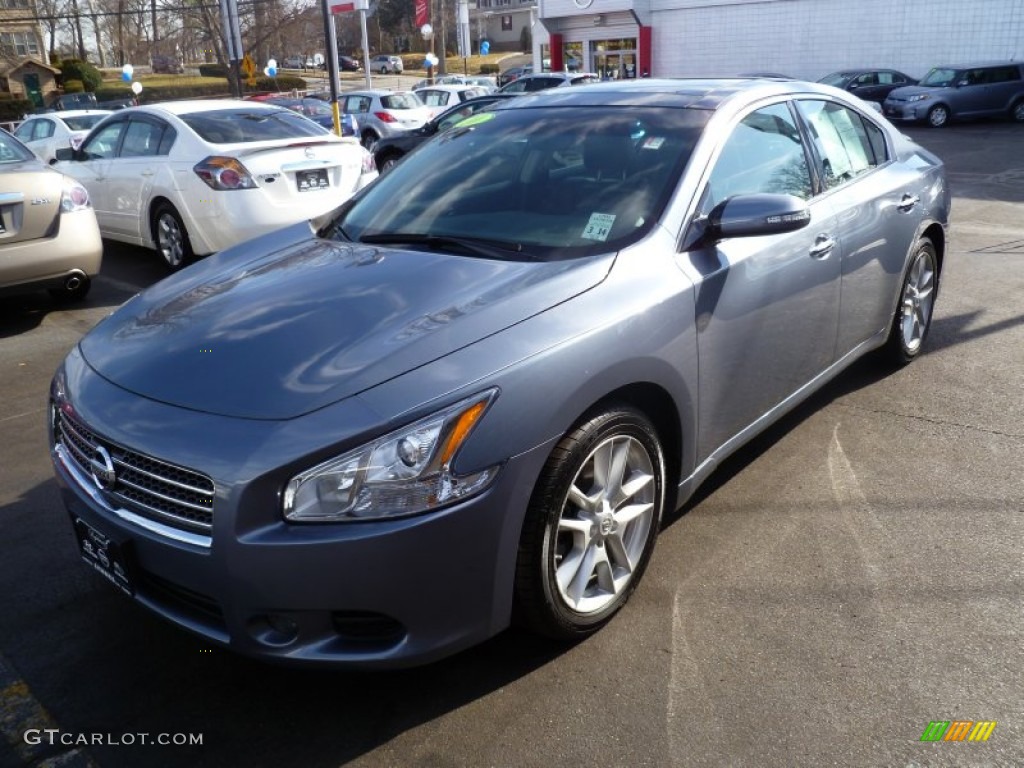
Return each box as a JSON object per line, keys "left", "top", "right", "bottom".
{"left": 883, "top": 61, "right": 1024, "bottom": 127}
{"left": 371, "top": 55, "right": 403, "bottom": 74}
{"left": 151, "top": 54, "right": 184, "bottom": 74}
{"left": 499, "top": 72, "right": 600, "bottom": 93}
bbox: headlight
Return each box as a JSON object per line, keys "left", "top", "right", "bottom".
{"left": 283, "top": 390, "right": 500, "bottom": 522}
{"left": 908, "top": 94, "right": 931, "bottom": 102}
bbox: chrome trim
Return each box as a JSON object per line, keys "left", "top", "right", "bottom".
{"left": 55, "top": 443, "right": 212, "bottom": 549}
{"left": 114, "top": 475, "right": 213, "bottom": 515}
{"left": 111, "top": 456, "right": 213, "bottom": 497}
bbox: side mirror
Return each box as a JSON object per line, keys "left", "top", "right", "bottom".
{"left": 955, "top": 79, "right": 969, "bottom": 88}
{"left": 707, "top": 193, "right": 811, "bottom": 240}
{"left": 848, "top": 82, "right": 860, "bottom": 89}
{"left": 54, "top": 147, "right": 75, "bottom": 162}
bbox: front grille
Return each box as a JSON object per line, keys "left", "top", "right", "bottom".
{"left": 55, "top": 407, "right": 214, "bottom": 534}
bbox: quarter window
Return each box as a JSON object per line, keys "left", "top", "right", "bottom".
{"left": 81, "top": 121, "right": 125, "bottom": 160}
{"left": 706, "top": 103, "right": 812, "bottom": 205}
{"left": 795, "top": 100, "right": 887, "bottom": 190}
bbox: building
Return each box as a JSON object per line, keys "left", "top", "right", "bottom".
{"left": 0, "top": 0, "right": 54, "bottom": 107}
{"left": 536, "top": 0, "right": 1024, "bottom": 81}
{"left": 472, "top": 0, "right": 537, "bottom": 53}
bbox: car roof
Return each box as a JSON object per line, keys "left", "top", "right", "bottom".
{"left": 419, "top": 84, "right": 481, "bottom": 93}
{"left": 134, "top": 99, "right": 287, "bottom": 115}
{"left": 29, "top": 109, "right": 113, "bottom": 119}
{"left": 494, "top": 77, "right": 854, "bottom": 111}
{"left": 931, "top": 61, "right": 1021, "bottom": 69}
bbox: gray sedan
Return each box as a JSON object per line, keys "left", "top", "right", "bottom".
{"left": 50, "top": 79, "right": 948, "bottom": 667}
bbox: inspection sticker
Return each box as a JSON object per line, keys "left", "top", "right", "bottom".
{"left": 582, "top": 212, "right": 616, "bottom": 242}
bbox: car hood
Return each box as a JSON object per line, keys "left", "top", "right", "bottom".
{"left": 79, "top": 230, "right": 613, "bottom": 420}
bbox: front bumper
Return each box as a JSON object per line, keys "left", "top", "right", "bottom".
{"left": 49, "top": 354, "right": 548, "bottom": 668}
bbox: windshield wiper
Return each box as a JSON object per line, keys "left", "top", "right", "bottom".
{"left": 358, "top": 233, "right": 530, "bottom": 260}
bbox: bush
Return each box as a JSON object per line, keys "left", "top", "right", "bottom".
{"left": 198, "top": 63, "right": 229, "bottom": 78}
{"left": 0, "top": 99, "right": 35, "bottom": 120}
{"left": 250, "top": 75, "right": 308, "bottom": 92}
{"left": 63, "top": 79, "right": 85, "bottom": 93}
{"left": 59, "top": 59, "right": 102, "bottom": 92}
{"left": 479, "top": 63, "right": 499, "bottom": 75}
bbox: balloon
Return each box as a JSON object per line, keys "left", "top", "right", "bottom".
{"left": 480, "top": 41, "right": 490, "bottom": 55}
{"left": 121, "top": 63, "right": 133, "bottom": 76}
{"left": 131, "top": 81, "right": 143, "bottom": 95}
{"left": 424, "top": 53, "right": 438, "bottom": 68}
{"left": 122, "top": 71, "right": 131, "bottom": 82}
{"left": 267, "top": 58, "right": 277, "bottom": 69}
{"left": 420, "top": 24, "right": 432, "bottom": 37}
{"left": 268, "top": 66, "right": 277, "bottom": 78}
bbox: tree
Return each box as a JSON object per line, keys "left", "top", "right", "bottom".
{"left": 60, "top": 58, "right": 102, "bottom": 91}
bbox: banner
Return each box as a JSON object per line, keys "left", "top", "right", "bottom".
{"left": 415, "top": 0, "right": 429, "bottom": 27}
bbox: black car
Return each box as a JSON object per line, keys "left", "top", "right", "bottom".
{"left": 372, "top": 93, "right": 518, "bottom": 172}
{"left": 338, "top": 55, "right": 361, "bottom": 72}
{"left": 818, "top": 69, "right": 917, "bottom": 103}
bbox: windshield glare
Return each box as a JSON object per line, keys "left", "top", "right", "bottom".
{"left": 919, "top": 68, "right": 959, "bottom": 87}
{"left": 333, "top": 105, "right": 707, "bottom": 260}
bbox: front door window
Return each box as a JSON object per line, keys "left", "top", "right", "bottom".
{"left": 591, "top": 39, "right": 637, "bottom": 80}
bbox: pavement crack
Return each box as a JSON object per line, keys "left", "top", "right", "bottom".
{"left": 834, "top": 401, "right": 1024, "bottom": 440}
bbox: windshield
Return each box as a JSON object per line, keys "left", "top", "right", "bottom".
{"left": 181, "top": 108, "right": 327, "bottom": 143}
{"left": 818, "top": 72, "right": 852, "bottom": 87}
{"left": 329, "top": 104, "right": 708, "bottom": 260}
{"left": 62, "top": 114, "right": 108, "bottom": 131}
{"left": 919, "top": 68, "right": 959, "bottom": 87}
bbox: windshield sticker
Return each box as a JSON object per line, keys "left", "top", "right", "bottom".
{"left": 641, "top": 136, "right": 665, "bottom": 150}
{"left": 456, "top": 112, "right": 497, "bottom": 128}
{"left": 582, "top": 213, "right": 616, "bottom": 242}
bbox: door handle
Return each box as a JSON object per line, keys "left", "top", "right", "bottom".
{"left": 897, "top": 193, "right": 920, "bottom": 212}
{"left": 809, "top": 234, "right": 835, "bottom": 259}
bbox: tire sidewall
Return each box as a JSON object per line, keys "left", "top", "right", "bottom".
{"left": 889, "top": 237, "right": 938, "bottom": 363}
{"left": 531, "top": 408, "right": 665, "bottom": 636}
{"left": 927, "top": 105, "right": 949, "bottom": 127}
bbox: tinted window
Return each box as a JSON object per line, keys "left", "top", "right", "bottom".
{"left": 796, "top": 100, "right": 886, "bottom": 189}
{"left": 180, "top": 108, "right": 326, "bottom": 142}
{"left": 706, "top": 103, "right": 812, "bottom": 204}
{"left": 989, "top": 65, "right": 1022, "bottom": 83}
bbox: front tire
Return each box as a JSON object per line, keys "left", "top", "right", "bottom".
{"left": 1011, "top": 99, "right": 1024, "bottom": 123}
{"left": 152, "top": 203, "right": 194, "bottom": 270}
{"left": 927, "top": 104, "right": 950, "bottom": 128}
{"left": 883, "top": 237, "right": 938, "bottom": 365}
{"left": 514, "top": 407, "right": 665, "bottom": 639}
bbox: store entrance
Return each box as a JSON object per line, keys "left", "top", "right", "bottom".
{"left": 591, "top": 39, "right": 637, "bottom": 80}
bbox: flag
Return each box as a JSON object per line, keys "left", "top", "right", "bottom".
{"left": 416, "top": 0, "right": 429, "bottom": 27}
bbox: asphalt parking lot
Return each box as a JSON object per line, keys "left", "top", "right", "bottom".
{"left": 1, "top": 121, "right": 1022, "bottom": 768}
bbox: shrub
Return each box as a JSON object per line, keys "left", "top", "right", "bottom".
{"left": 198, "top": 63, "right": 229, "bottom": 78}
{"left": 59, "top": 59, "right": 102, "bottom": 91}
{"left": 479, "top": 63, "right": 499, "bottom": 75}
{"left": 0, "top": 99, "right": 35, "bottom": 120}
{"left": 63, "top": 79, "right": 85, "bottom": 93}
{"left": 250, "top": 75, "right": 307, "bottom": 92}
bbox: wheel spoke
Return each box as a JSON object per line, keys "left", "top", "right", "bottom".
{"left": 558, "top": 516, "right": 591, "bottom": 537}
{"left": 593, "top": 546, "right": 617, "bottom": 595}
{"left": 614, "top": 500, "right": 653, "bottom": 528}
{"left": 567, "top": 483, "right": 598, "bottom": 513}
{"left": 604, "top": 439, "right": 630, "bottom": 504}
{"left": 566, "top": 544, "right": 598, "bottom": 606}
{"left": 619, "top": 470, "right": 654, "bottom": 501}
{"left": 605, "top": 530, "right": 636, "bottom": 574}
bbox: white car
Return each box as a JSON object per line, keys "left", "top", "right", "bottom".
{"left": 414, "top": 85, "right": 492, "bottom": 119}
{"left": 53, "top": 99, "right": 377, "bottom": 269}
{"left": 13, "top": 110, "right": 112, "bottom": 163}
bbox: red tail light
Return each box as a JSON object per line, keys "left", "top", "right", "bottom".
{"left": 374, "top": 111, "right": 397, "bottom": 123}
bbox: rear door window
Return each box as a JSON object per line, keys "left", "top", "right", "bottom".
{"left": 795, "top": 100, "right": 888, "bottom": 190}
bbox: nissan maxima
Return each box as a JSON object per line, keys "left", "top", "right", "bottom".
{"left": 50, "top": 79, "right": 949, "bottom": 667}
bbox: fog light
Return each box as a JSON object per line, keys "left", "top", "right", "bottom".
{"left": 247, "top": 613, "right": 300, "bottom": 647}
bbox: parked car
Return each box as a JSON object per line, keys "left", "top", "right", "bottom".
{"left": 372, "top": 92, "right": 518, "bottom": 171}
{"left": 50, "top": 79, "right": 948, "bottom": 668}
{"left": 413, "top": 75, "right": 468, "bottom": 90}
{"left": 499, "top": 71, "right": 600, "bottom": 93}
{"left": 338, "top": 55, "right": 361, "bottom": 72}
{"left": 13, "top": 110, "right": 112, "bottom": 163}
{"left": 883, "top": 61, "right": 1024, "bottom": 127}
{"left": 0, "top": 130, "right": 101, "bottom": 301}
{"left": 151, "top": 54, "right": 184, "bottom": 74}
{"left": 260, "top": 96, "right": 359, "bottom": 137}
{"left": 52, "top": 99, "right": 377, "bottom": 269}
{"left": 497, "top": 65, "right": 531, "bottom": 87}
{"left": 818, "top": 69, "right": 917, "bottom": 104}
{"left": 415, "top": 85, "right": 492, "bottom": 118}
{"left": 371, "top": 54, "right": 403, "bottom": 74}
{"left": 464, "top": 75, "right": 498, "bottom": 92}
{"left": 340, "top": 89, "right": 430, "bottom": 148}
{"left": 283, "top": 55, "right": 305, "bottom": 70}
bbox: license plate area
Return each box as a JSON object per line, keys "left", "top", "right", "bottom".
{"left": 296, "top": 168, "right": 329, "bottom": 192}
{"left": 74, "top": 517, "right": 134, "bottom": 595}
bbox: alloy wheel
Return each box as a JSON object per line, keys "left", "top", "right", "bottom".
{"left": 899, "top": 245, "right": 936, "bottom": 354}
{"left": 157, "top": 212, "right": 186, "bottom": 269}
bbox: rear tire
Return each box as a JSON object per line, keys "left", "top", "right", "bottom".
{"left": 152, "top": 203, "right": 194, "bottom": 271}
{"left": 883, "top": 237, "right": 938, "bottom": 365}
{"left": 378, "top": 151, "right": 402, "bottom": 172}
{"left": 514, "top": 406, "right": 665, "bottom": 640}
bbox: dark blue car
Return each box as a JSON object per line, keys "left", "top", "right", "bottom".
{"left": 264, "top": 96, "right": 358, "bottom": 137}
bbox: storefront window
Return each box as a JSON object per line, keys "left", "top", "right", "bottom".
{"left": 591, "top": 38, "right": 637, "bottom": 80}
{"left": 562, "top": 41, "right": 583, "bottom": 72}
